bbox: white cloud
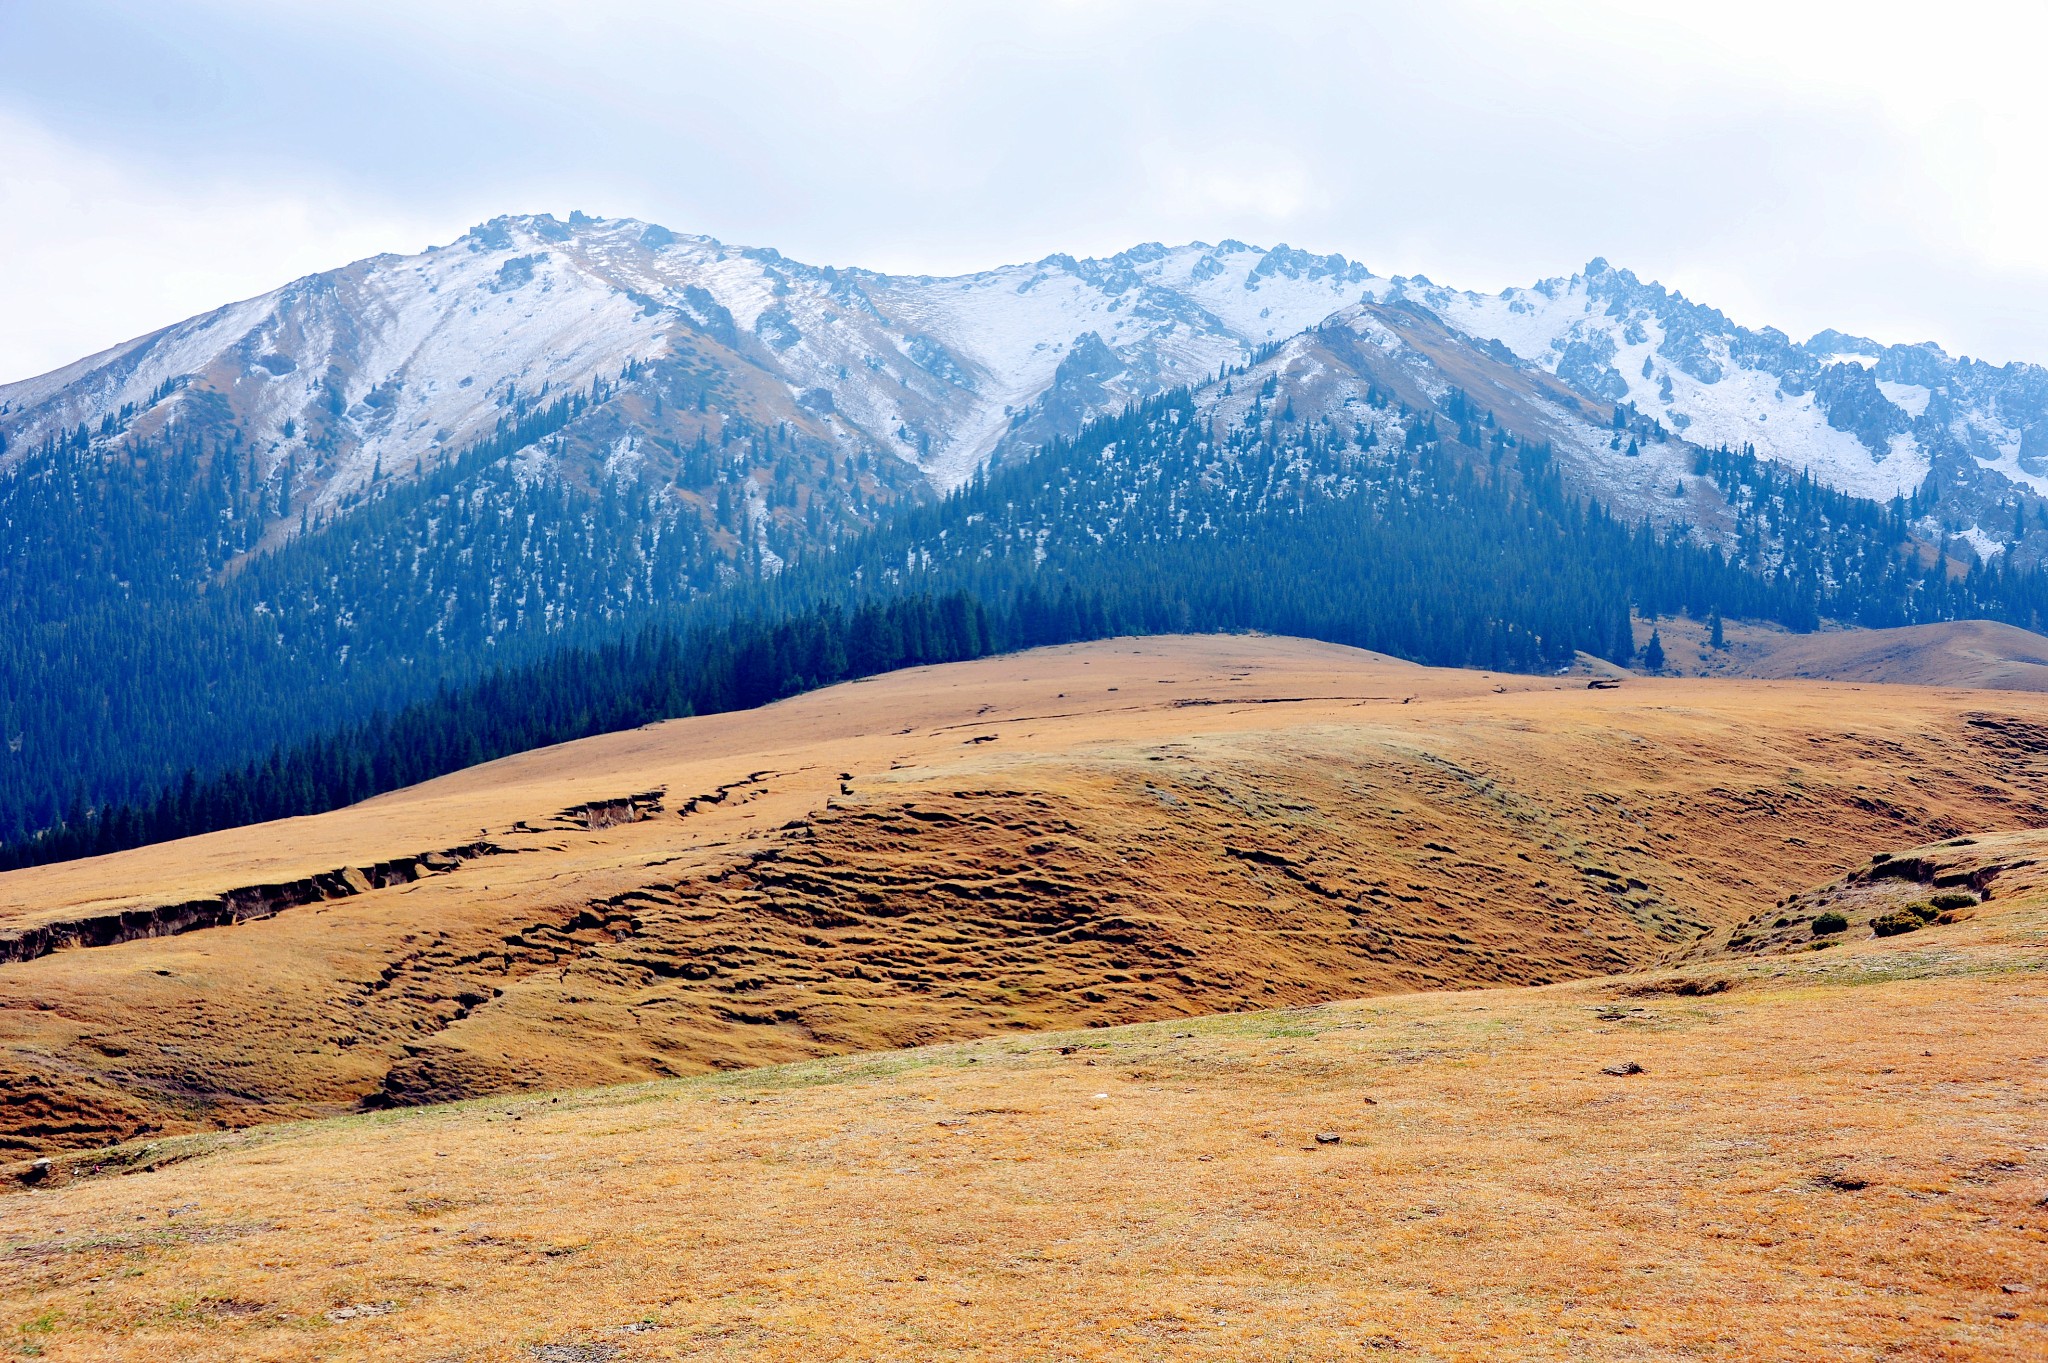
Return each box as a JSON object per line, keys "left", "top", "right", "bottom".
{"left": 2, "top": 0, "right": 2046, "bottom": 374}
{"left": 0, "top": 112, "right": 468, "bottom": 382}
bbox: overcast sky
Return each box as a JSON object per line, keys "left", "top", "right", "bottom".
{"left": 1, "top": 0, "right": 2043, "bottom": 383}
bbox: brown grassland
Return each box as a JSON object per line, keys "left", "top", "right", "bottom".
{"left": 1, "top": 635, "right": 2046, "bottom": 1358}
{"left": 8, "top": 635, "right": 2048, "bottom": 1154}
{"left": 2, "top": 835, "right": 2044, "bottom": 1360}
{"left": 1632, "top": 616, "right": 2048, "bottom": 691}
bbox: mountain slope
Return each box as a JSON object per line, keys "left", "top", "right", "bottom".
{"left": 1197, "top": 298, "right": 1701, "bottom": 527}
{"left": 0, "top": 220, "right": 1392, "bottom": 840}
{"left": 1393, "top": 259, "right": 2048, "bottom": 557}
{"left": 11, "top": 220, "right": 2048, "bottom": 849}
{"left": 24, "top": 314, "right": 2048, "bottom": 863}
{"left": 0, "top": 217, "right": 1379, "bottom": 506}
{"left": 12, "top": 222, "right": 2047, "bottom": 559}
{"left": 0, "top": 258, "right": 1655, "bottom": 842}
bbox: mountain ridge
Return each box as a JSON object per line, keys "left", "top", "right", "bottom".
{"left": 9, "top": 217, "right": 2046, "bottom": 554}
{"left": 9, "top": 214, "right": 2048, "bottom": 850}
{"left": 0, "top": 215, "right": 1384, "bottom": 505}
{"left": 1388, "top": 257, "right": 2048, "bottom": 545}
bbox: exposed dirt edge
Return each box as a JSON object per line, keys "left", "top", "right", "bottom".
{"left": 0, "top": 841, "right": 510, "bottom": 966}
{"left": 553, "top": 788, "right": 666, "bottom": 830}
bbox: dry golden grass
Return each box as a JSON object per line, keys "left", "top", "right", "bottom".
{"left": 2, "top": 833, "right": 2042, "bottom": 1361}
{"left": 1634, "top": 615, "right": 2048, "bottom": 690}
{"left": 6, "top": 638, "right": 2048, "bottom": 1358}
{"left": 9, "top": 635, "right": 2048, "bottom": 1156}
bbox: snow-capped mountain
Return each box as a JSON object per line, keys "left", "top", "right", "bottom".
{"left": 8, "top": 216, "right": 2045, "bottom": 565}
{"left": 1205, "top": 297, "right": 1707, "bottom": 530}
{"left": 0, "top": 214, "right": 1380, "bottom": 515}
{"left": 1389, "top": 259, "right": 2048, "bottom": 556}
{"left": 0, "top": 217, "right": 1412, "bottom": 843}
{"left": 11, "top": 216, "right": 2048, "bottom": 854}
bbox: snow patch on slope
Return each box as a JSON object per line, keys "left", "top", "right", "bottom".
{"left": 1393, "top": 267, "right": 1933, "bottom": 502}
{"left": 14, "top": 220, "right": 2048, "bottom": 548}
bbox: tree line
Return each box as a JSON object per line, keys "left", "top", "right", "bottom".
{"left": 15, "top": 380, "right": 2048, "bottom": 868}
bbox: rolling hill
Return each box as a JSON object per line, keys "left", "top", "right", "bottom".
{"left": 1640, "top": 615, "right": 2048, "bottom": 690}
{"left": 5, "top": 824, "right": 2042, "bottom": 1360}
{"left": 9, "top": 633, "right": 2048, "bottom": 1160}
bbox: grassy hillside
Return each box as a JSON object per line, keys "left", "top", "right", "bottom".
{"left": 8, "top": 635, "right": 2048, "bottom": 1157}
{"left": 1639, "top": 614, "right": 2048, "bottom": 690}
{"left": 4, "top": 831, "right": 2043, "bottom": 1360}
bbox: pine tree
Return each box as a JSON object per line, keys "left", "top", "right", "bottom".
{"left": 1642, "top": 629, "right": 1666, "bottom": 672}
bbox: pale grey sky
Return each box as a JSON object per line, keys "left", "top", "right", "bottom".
{"left": 2, "top": 0, "right": 2043, "bottom": 382}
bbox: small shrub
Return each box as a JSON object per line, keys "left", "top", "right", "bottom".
{"left": 1903, "top": 901, "right": 1941, "bottom": 922}
{"left": 1773, "top": 916, "right": 1791, "bottom": 928}
{"left": 1811, "top": 912, "right": 1849, "bottom": 936}
{"left": 1929, "top": 891, "right": 1978, "bottom": 911}
{"left": 19, "top": 1311, "right": 57, "bottom": 1358}
{"left": 1870, "top": 910, "right": 1922, "bottom": 937}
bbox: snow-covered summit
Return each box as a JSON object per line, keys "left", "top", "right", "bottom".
{"left": 7, "top": 217, "right": 2048, "bottom": 558}
{"left": 1387, "top": 259, "right": 2048, "bottom": 533}
{"left": 0, "top": 215, "right": 1385, "bottom": 504}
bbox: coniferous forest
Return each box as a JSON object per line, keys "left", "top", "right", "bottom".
{"left": 0, "top": 377, "right": 915, "bottom": 845}
{"left": 12, "top": 379, "right": 2048, "bottom": 870}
